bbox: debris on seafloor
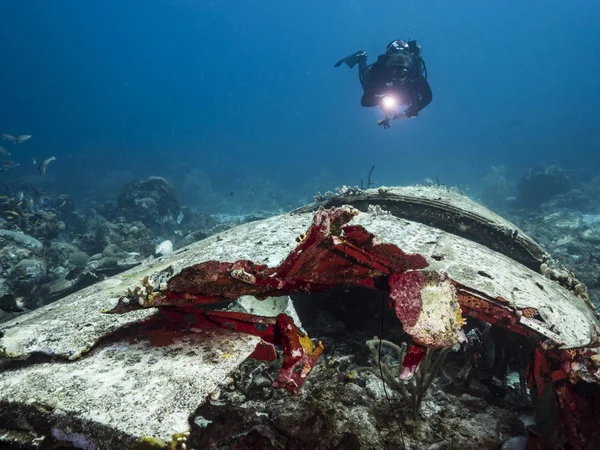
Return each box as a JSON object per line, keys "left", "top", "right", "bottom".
{"left": 107, "top": 203, "right": 600, "bottom": 449}
{"left": 3, "top": 187, "right": 600, "bottom": 449}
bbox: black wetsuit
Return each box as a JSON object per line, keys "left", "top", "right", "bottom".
{"left": 358, "top": 54, "right": 432, "bottom": 117}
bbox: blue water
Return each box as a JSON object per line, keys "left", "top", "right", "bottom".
{"left": 1, "top": 0, "right": 599, "bottom": 212}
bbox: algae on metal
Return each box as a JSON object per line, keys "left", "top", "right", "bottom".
{"left": 3, "top": 205, "right": 594, "bottom": 361}
{"left": 0, "top": 214, "right": 312, "bottom": 360}
{"left": 349, "top": 212, "right": 599, "bottom": 348}
{"left": 0, "top": 327, "right": 260, "bottom": 449}
{"left": 1, "top": 191, "right": 598, "bottom": 447}
{"left": 292, "top": 185, "right": 548, "bottom": 270}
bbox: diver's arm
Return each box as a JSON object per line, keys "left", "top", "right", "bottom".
{"left": 391, "top": 112, "right": 408, "bottom": 121}
{"left": 404, "top": 76, "right": 432, "bottom": 117}
{"left": 360, "top": 62, "right": 386, "bottom": 104}
{"left": 361, "top": 91, "right": 380, "bottom": 107}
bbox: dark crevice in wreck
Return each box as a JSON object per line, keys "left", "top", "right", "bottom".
{"left": 185, "top": 287, "right": 537, "bottom": 450}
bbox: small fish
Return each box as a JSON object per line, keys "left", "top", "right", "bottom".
{"left": 31, "top": 158, "right": 37, "bottom": 165}
{"left": 59, "top": 200, "right": 67, "bottom": 207}
{"left": 15, "top": 297, "right": 26, "bottom": 311}
{"left": 0, "top": 146, "right": 10, "bottom": 156}
{"left": 155, "top": 239, "right": 173, "bottom": 256}
{"left": 15, "top": 134, "right": 31, "bottom": 144}
{"left": 2, "top": 160, "right": 20, "bottom": 169}
{"left": 1, "top": 134, "right": 16, "bottom": 142}
{"left": 4, "top": 210, "right": 20, "bottom": 216}
{"left": 38, "top": 156, "right": 56, "bottom": 175}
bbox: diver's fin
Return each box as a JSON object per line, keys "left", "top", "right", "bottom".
{"left": 334, "top": 51, "right": 367, "bottom": 68}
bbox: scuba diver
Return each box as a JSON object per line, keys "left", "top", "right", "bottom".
{"left": 334, "top": 39, "right": 432, "bottom": 129}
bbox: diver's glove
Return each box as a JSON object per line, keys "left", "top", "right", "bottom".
{"left": 377, "top": 118, "right": 391, "bottom": 129}
{"left": 334, "top": 51, "right": 367, "bottom": 69}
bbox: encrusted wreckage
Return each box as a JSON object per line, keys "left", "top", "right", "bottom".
{"left": 1, "top": 186, "right": 600, "bottom": 449}
{"left": 110, "top": 192, "right": 600, "bottom": 449}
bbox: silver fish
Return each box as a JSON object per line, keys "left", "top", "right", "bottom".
{"left": 155, "top": 239, "right": 173, "bottom": 256}
{"left": 15, "top": 134, "right": 31, "bottom": 144}
{"left": 2, "top": 160, "right": 20, "bottom": 169}
{"left": 38, "top": 156, "right": 56, "bottom": 175}
{"left": 1, "top": 134, "right": 15, "bottom": 142}
{"left": 0, "top": 146, "right": 10, "bottom": 156}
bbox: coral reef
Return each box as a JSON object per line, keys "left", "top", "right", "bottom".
{"left": 0, "top": 176, "right": 243, "bottom": 322}
{"left": 515, "top": 163, "right": 571, "bottom": 208}
{"left": 480, "top": 165, "right": 509, "bottom": 210}
{"left": 0, "top": 230, "right": 45, "bottom": 309}
{"left": 363, "top": 337, "right": 455, "bottom": 419}
{"left": 72, "top": 213, "right": 155, "bottom": 256}
{"left": 117, "top": 176, "right": 180, "bottom": 235}
{"left": 0, "top": 183, "right": 79, "bottom": 239}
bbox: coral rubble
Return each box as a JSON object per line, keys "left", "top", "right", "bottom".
{"left": 0, "top": 177, "right": 232, "bottom": 321}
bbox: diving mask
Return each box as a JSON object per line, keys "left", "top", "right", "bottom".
{"left": 391, "top": 66, "right": 410, "bottom": 81}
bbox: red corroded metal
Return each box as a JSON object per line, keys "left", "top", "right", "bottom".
{"left": 107, "top": 206, "right": 600, "bottom": 448}
{"left": 526, "top": 347, "right": 600, "bottom": 449}
{"left": 455, "top": 287, "right": 543, "bottom": 338}
{"left": 109, "top": 207, "right": 429, "bottom": 314}
{"left": 159, "top": 307, "right": 276, "bottom": 340}
{"left": 202, "top": 310, "right": 277, "bottom": 343}
{"left": 159, "top": 307, "right": 318, "bottom": 388}
{"left": 108, "top": 206, "right": 430, "bottom": 391}
{"left": 400, "top": 344, "right": 428, "bottom": 380}
{"left": 250, "top": 340, "right": 277, "bottom": 361}
{"left": 554, "top": 380, "right": 600, "bottom": 448}
{"left": 272, "top": 314, "right": 324, "bottom": 394}
{"left": 528, "top": 348, "right": 555, "bottom": 402}
{"left": 389, "top": 271, "right": 429, "bottom": 328}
